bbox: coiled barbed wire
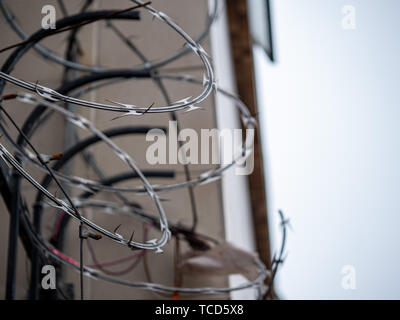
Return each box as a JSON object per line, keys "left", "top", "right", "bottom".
{"left": 0, "top": 0, "right": 280, "bottom": 299}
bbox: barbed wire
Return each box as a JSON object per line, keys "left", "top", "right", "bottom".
{"left": 0, "top": 0, "right": 284, "bottom": 300}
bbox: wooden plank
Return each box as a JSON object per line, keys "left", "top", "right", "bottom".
{"left": 226, "top": 0, "right": 272, "bottom": 271}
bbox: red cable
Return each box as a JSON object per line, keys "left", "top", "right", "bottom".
{"left": 50, "top": 209, "right": 154, "bottom": 276}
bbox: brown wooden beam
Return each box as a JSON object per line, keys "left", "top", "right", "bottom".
{"left": 226, "top": 0, "right": 272, "bottom": 271}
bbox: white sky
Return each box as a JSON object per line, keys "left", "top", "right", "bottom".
{"left": 254, "top": 0, "right": 400, "bottom": 299}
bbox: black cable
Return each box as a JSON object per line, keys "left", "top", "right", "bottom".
{"left": 0, "top": 10, "right": 142, "bottom": 93}
{"left": 4, "top": 170, "right": 20, "bottom": 300}
{"left": 0, "top": 0, "right": 218, "bottom": 73}
{"left": 80, "top": 234, "right": 84, "bottom": 300}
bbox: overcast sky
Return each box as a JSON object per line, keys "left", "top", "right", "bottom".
{"left": 254, "top": 0, "right": 400, "bottom": 299}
